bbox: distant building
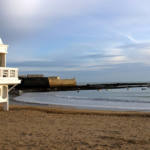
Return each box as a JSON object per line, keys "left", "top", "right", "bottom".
{"left": 48, "top": 77, "right": 76, "bottom": 87}
{"left": 18, "top": 75, "right": 76, "bottom": 88}
{"left": 48, "top": 76, "right": 60, "bottom": 80}
{"left": 27, "top": 74, "right": 44, "bottom": 78}
{"left": 0, "top": 38, "right": 21, "bottom": 111}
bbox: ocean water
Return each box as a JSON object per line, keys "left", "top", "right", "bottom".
{"left": 15, "top": 87, "right": 150, "bottom": 111}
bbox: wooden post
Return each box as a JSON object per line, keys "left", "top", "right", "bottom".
{"left": 3, "top": 101, "right": 9, "bottom": 111}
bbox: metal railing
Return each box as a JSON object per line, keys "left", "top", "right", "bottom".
{"left": 0, "top": 67, "right": 18, "bottom": 78}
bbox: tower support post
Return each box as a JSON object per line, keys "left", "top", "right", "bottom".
{"left": 3, "top": 101, "right": 9, "bottom": 111}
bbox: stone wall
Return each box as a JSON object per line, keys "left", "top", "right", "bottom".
{"left": 48, "top": 78, "right": 76, "bottom": 87}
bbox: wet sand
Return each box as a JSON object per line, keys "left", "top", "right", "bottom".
{"left": 0, "top": 104, "right": 150, "bottom": 150}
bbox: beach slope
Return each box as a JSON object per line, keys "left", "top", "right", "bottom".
{"left": 0, "top": 105, "right": 150, "bottom": 150}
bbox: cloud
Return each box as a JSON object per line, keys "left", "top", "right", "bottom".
{"left": 116, "top": 42, "right": 150, "bottom": 65}
{"left": 80, "top": 53, "right": 121, "bottom": 59}
{"left": 7, "top": 51, "right": 127, "bottom": 72}
{"left": 1, "top": 0, "right": 149, "bottom": 34}
{"left": 119, "top": 34, "right": 139, "bottom": 43}
{"left": 125, "top": 35, "right": 139, "bottom": 43}
{"left": 8, "top": 60, "right": 79, "bottom": 68}
{"left": 0, "top": 0, "right": 102, "bottom": 31}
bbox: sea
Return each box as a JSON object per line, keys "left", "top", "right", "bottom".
{"left": 15, "top": 87, "right": 150, "bottom": 111}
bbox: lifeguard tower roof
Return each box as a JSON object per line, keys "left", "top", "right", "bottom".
{"left": 0, "top": 38, "right": 8, "bottom": 53}
{"left": 0, "top": 38, "right": 3, "bottom": 44}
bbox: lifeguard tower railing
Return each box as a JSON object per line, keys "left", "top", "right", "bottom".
{"left": 0, "top": 67, "right": 18, "bottom": 78}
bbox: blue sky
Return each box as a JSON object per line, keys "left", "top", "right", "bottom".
{"left": 1, "top": 0, "right": 150, "bottom": 82}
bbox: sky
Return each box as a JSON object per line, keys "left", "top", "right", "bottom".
{"left": 1, "top": 0, "right": 150, "bottom": 83}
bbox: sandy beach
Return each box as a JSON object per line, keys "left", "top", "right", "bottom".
{"left": 0, "top": 104, "right": 150, "bottom": 150}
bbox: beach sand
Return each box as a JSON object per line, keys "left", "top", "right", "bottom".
{"left": 0, "top": 104, "right": 150, "bottom": 150}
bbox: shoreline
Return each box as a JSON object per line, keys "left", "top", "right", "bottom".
{"left": 9, "top": 97, "right": 150, "bottom": 116}
{"left": 10, "top": 96, "right": 150, "bottom": 112}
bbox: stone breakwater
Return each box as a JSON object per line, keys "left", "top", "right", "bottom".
{"left": 10, "top": 76, "right": 150, "bottom": 93}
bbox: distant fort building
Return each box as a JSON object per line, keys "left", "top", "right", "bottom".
{"left": 0, "top": 38, "right": 21, "bottom": 111}
{"left": 18, "top": 75, "right": 76, "bottom": 88}
{"left": 48, "top": 77, "right": 76, "bottom": 87}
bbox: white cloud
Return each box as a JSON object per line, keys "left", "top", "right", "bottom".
{"left": 105, "top": 48, "right": 123, "bottom": 56}
{"left": 4, "top": 0, "right": 41, "bottom": 18}
{"left": 108, "top": 56, "right": 127, "bottom": 64}
{"left": 116, "top": 42, "right": 150, "bottom": 65}
{"left": 0, "top": 0, "right": 103, "bottom": 31}
{"left": 124, "top": 35, "right": 139, "bottom": 43}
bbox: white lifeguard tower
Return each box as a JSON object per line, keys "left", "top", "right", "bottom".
{"left": 0, "top": 38, "right": 21, "bottom": 111}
